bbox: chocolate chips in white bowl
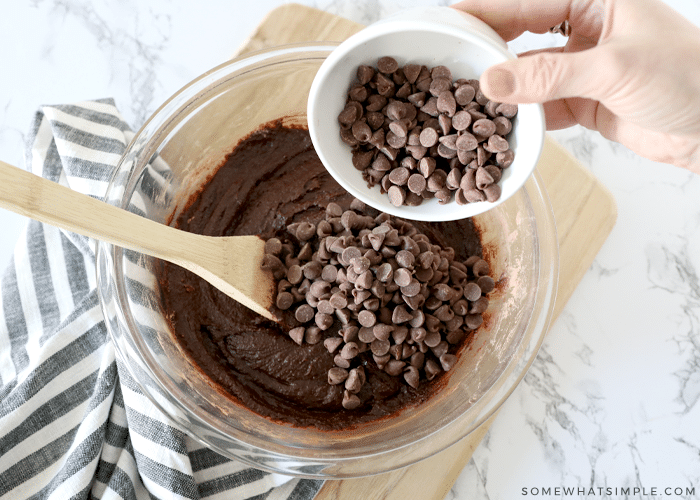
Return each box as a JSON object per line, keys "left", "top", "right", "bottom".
{"left": 262, "top": 198, "right": 495, "bottom": 410}
{"left": 337, "top": 57, "right": 517, "bottom": 208}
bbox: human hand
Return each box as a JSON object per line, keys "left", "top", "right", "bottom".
{"left": 451, "top": 0, "right": 700, "bottom": 173}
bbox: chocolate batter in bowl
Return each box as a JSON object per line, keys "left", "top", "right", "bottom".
{"left": 96, "top": 44, "right": 559, "bottom": 478}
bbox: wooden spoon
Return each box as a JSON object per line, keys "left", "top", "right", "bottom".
{"left": 0, "top": 160, "right": 277, "bottom": 321}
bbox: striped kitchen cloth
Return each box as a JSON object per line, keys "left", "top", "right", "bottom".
{"left": 0, "top": 99, "right": 323, "bottom": 500}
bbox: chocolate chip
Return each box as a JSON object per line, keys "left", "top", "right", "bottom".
{"left": 472, "top": 118, "right": 496, "bottom": 137}
{"left": 454, "top": 84, "right": 476, "bottom": 105}
{"left": 420, "top": 97, "right": 439, "bottom": 117}
{"left": 395, "top": 250, "right": 415, "bottom": 268}
{"left": 456, "top": 133, "right": 478, "bottom": 151}
{"left": 377, "top": 56, "right": 399, "bottom": 74}
{"left": 392, "top": 305, "right": 413, "bottom": 324}
{"left": 431, "top": 340, "right": 449, "bottom": 358}
{"left": 345, "top": 367, "right": 364, "bottom": 393}
{"left": 464, "top": 188, "right": 486, "bottom": 203}
{"left": 472, "top": 258, "right": 490, "bottom": 277}
{"left": 475, "top": 166, "right": 495, "bottom": 190}
{"left": 438, "top": 114, "right": 452, "bottom": 136}
{"left": 493, "top": 116, "right": 512, "bottom": 136}
{"left": 328, "top": 367, "right": 349, "bottom": 385}
{"left": 451, "top": 110, "right": 471, "bottom": 131}
{"left": 487, "top": 134, "right": 510, "bottom": 153}
{"left": 329, "top": 292, "right": 348, "bottom": 310}
{"left": 371, "top": 338, "right": 391, "bottom": 356}
{"left": 389, "top": 343, "right": 402, "bottom": 360}
{"left": 439, "top": 353, "right": 457, "bottom": 371}
{"left": 264, "top": 238, "right": 283, "bottom": 256}
{"left": 324, "top": 337, "right": 343, "bottom": 354}
{"left": 463, "top": 282, "right": 482, "bottom": 301}
{"left": 285, "top": 327, "right": 304, "bottom": 346}
{"left": 341, "top": 246, "right": 362, "bottom": 263}
{"left": 402, "top": 173, "right": 424, "bottom": 195}
{"left": 334, "top": 354, "right": 351, "bottom": 369}
{"left": 381, "top": 359, "right": 403, "bottom": 376}
{"left": 418, "top": 127, "right": 439, "bottom": 148}
{"left": 400, "top": 279, "right": 421, "bottom": 297}
{"left": 302, "top": 261, "right": 323, "bottom": 280}
{"left": 496, "top": 149, "right": 515, "bottom": 168}
{"left": 410, "top": 326, "right": 427, "bottom": 343}
{"left": 393, "top": 268, "right": 412, "bottom": 287}
{"left": 477, "top": 276, "right": 495, "bottom": 293}
{"left": 295, "top": 304, "right": 314, "bottom": 323}
{"left": 340, "top": 127, "right": 359, "bottom": 146}
{"left": 435, "top": 189, "right": 451, "bottom": 204}
{"left": 375, "top": 72, "right": 395, "bottom": 96}
{"left": 388, "top": 185, "right": 406, "bottom": 207}
{"left": 358, "top": 326, "right": 376, "bottom": 343}
{"left": 410, "top": 351, "right": 425, "bottom": 369}
{"left": 446, "top": 168, "right": 462, "bottom": 190}
{"left": 371, "top": 264, "right": 390, "bottom": 285}
{"left": 356, "top": 270, "right": 373, "bottom": 289}
{"left": 402, "top": 63, "right": 421, "bottom": 84}
{"left": 388, "top": 166, "right": 410, "bottom": 185}
{"left": 348, "top": 84, "right": 369, "bottom": 103}
{"left": 404, "top": 366, "right": 420, "bottom": 388}
{"left": 470, "top": 296, "right": 489, "bottom": 315}
{"left": 373, "top": 323, "right": 394, "bottom": 341}
{"left": 309, "top": 280, "right": 331, "bottom": 298}
{"left": 306, "top": 326, "right": 323, "bottom": 344}
{"left": 342, "top": 390, "right": 361, "bottom": 410}
{"left": 353, "top": 288, "right": 371, "bottom": 304}
{"left": 340, "top": 341, "right": 360, "bottom": 360}
{"left": 358, "top": 310, "right": 377, "bottom": 328}
{"left": 424, "top": 331, "right": 442, "bottom": 348}
{"left": 416, "top": 158, "right": 435, "bottom": 179}
{"left": 315, "top": 312, "right": 334, "bottom": 330}
{"left": 351, "top": 121, "right": 372, "bottom": 142}
{"left": 356, "top": 65, "right": 375, "bottom": 85}
{"left": 464, "top": 313, "right": 484, "bottom": 330}
{"left": 351, "top": 256, "right": 371, "bottom": 274}
{"left": 496, "top": 103, "right": 518, "bottom": 118}
{"left": 437, "top": 90, "right": 457, "bottom": 116}
{"left": 452, "top": 299, "right": 470, "bottom": 316}
{"left": 276, "top": 291, "right": 294, "bottom": 310}
{"left": 424, "top": 359, "right": 441, "bottom": 380}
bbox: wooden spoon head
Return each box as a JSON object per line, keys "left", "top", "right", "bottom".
{"left": 196, "top": 235, "right": 279, "bottom": 322}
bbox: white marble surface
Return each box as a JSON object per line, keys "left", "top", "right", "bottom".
{"left": 2, "top": 1, "right": 700, "bottom": 499}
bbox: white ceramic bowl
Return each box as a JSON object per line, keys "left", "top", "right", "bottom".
{"left": 308, "top": 6, "right": 545, "bottom": 222}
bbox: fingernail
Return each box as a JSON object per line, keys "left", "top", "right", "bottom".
{"left": 484, "top": 67, "right": 515, "bottom": 99}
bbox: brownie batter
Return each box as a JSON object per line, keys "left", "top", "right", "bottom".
{"left": 159, "top": 122, "right": 483, "bottom": 430}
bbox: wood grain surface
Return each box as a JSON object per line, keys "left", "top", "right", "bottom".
{"left": 234, "top": 4, "right": 618, "bottom": 498}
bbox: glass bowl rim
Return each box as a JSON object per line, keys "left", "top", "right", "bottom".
{"left": 96, "top": 42, "right": 560, "bottom": 477}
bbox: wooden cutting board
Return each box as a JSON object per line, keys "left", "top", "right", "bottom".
{"left": 234, "top": 4, "right": 618, "bottom": 499}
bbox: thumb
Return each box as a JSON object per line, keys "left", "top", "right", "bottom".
{"left": 480, "top": 48, "right": 609, "bottom": 104}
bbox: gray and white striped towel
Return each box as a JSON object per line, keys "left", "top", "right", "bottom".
{"left": 0, "top": 99, "right": 322, "bottom": 500}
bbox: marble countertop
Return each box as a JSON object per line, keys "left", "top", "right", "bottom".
{"left": 2, "top": 1, "right": 699, "bottom": 498}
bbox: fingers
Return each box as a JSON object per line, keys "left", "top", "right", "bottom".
{"left": 451, "top": 0, "right": 606, "bottom": 41}
{"left": 598, "top": 116, "right": 700, "bottom": 173}
{"left": 451, "top": 0, "right": 572, "bottom": 41}
{"left": 479, "top": 46, "right": 610, "bottom": 105}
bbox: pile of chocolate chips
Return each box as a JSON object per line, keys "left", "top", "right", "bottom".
{"left": 261, "top": 199, "right": 494, "bottom": 410}
{"left": 337, "top": 56, "right": 517, "bottom": 207}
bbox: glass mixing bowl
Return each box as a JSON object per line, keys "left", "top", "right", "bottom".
{"left": 96, "top": 43, "right": 559, "bottom": 478}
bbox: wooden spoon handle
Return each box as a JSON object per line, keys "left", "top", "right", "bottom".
{"left": 0, "top": 159, "right": 276, "bottom": 320}
{"left": 0, "top": 159, "right": 202, "bottom": 263}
